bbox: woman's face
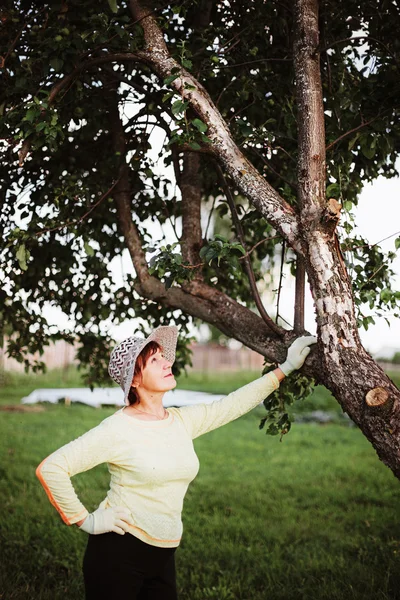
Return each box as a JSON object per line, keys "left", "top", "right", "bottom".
{"left": 134, "top": 348, "right": 177, "bottom": 394}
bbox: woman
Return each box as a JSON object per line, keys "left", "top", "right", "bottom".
{"left": 36, "top": 326, "right": 316, "bottom": 600}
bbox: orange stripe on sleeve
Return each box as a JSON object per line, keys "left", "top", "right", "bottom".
{"left": 35, "top": 458, "right": 88, "bottom": 525}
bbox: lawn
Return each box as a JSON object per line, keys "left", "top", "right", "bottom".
{"left": 1, "top": 369, "right": 400, "bottom": 599}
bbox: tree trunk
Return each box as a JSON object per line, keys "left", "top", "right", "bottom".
{"left": 293, "top": 0, "right": 400, "bottom": 477}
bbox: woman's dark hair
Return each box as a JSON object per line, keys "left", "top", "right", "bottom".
{"left": 127, "top": 341, "right": 162, "bottom": 406}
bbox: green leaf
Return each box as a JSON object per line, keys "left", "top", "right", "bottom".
{"left": 162, "top": 92, "right": 174, "bottom": 103}
{"left": 16, "top": 244, "right": 29, "bottom": 271}
{"left": 165, "top": 276, "right": 174, "bottom": 289}
{"left": 24, "top": 108, "right": 38, "bottom": 123}
{"left": 171, "top": 100, "right": 188, "bottom": 115}
{"left": 326, "top": 183, "right": 340, "bottom": 197}
{"left": 343, "top": 201, "right": 353, "bottom": 211}
{"left": 107, "top": 0, "right": 118, "bottom": 13}
{"left": 360, "top": 135, "right": 376, "bottom": 159}
{"left": 233, "top": 244, "right": 246, "bottom": 255}
{"left": 164, "top": 73, "right": 180, "bottom": 86}
{"left": 361, "top": 144, "right": 376, "bottom": 159}
{"left": 49, "top": 58, "right": 64, "bottom": 72}
{"left": 182, "top": 58, "right": 193, "bottom": 70}
{"left": 348, "top": 134, "right": 359, "bottom": 150}
{"left": 237, "top": 120, "right": 253, "bottom": 137}
{"left": 188, "top": 141, "right": 201, "bottom": 150}
{"left": 192, "top": 118, "right": 208, "bottom": 133}
{"left": 84, "top": 242, "right": 95, "bottom": 257}
{"left": 395, "top": 237, "right": 400, "bottom": 250}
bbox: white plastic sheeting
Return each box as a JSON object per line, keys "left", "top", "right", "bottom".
{"left": 21, "top": 387, "right": 222, "bottom": 408}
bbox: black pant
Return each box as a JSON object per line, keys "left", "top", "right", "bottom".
{"left": 82, "top": 532, "right": 178, "bottom": 600}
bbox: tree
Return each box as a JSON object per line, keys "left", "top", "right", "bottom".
{"left": 1, "top": 1, "right": 400, "bottom": 475}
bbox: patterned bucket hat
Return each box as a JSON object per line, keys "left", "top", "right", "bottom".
{"left": 108, "top": 325, "right": 179, "bottom": 405}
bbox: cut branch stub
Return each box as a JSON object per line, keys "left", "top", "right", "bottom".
{"left": 365, "top": 386, "right": 394, "bottom": 420}
{"left": 365, "top": 387, "right": 390, "bottom": 407}
{"left": 321, "top": 198, "right": 342, "bottom": 237}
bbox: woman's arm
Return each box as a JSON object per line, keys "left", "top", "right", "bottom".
{"left": 174, "top": 336, "right": 316, "bottom": 440}
{"left": 175, "top": 370, "right": 281, "bottom": 439}
{"left": 36, "top": 418, "right": 121, "bottom": 526}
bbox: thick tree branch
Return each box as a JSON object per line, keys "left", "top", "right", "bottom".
{"left": 129, "top": 0, "right": 302, "bottom": 252}
{"left": 294, "top": 255, "right": 306, "bottom": 333}
{"left": 293, "top": 0, "right": 326, "bottom": 224}
{"left": 179, "top": 153, "right": 203, "bottom": 269}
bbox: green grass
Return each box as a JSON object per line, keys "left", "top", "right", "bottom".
{"left": 1, "top": 383, "right": 400, "bottom": 599}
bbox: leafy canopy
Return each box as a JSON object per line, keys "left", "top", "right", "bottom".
{"left": 1, "top": 0, "right": 400, "bottom": 389}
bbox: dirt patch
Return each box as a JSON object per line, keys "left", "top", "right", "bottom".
{"left": 0, "top": 405, "right": 46, "bottom": 413}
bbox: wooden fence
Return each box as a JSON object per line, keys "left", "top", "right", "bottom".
{"left": 1, "top": 338, "right": 398, "bottom": 374}
{"left": 0, "top": 338, "right": 265, "bottom": 373}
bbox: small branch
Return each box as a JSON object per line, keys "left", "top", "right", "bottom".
{"left": 317, "top": 35, "right": 399, "bottom": 65}
{"left": 1, "top": 7, "right": 46, "bottom": 70}
{"left": 215, "top": 163, "right": 284, "bottom": 337}
{"left": 227, "top": 99, "right": 256, "bottom": 124}
{"left": 48, "top": 52, "right": 145, "bottom": 105}
{"left": 178, "top": 142, "right": 215, "bottom": 155}
{"left": 177, "top": 234, "right": 282, "bottom": 271}
{"left": 101, "top": 65, "right": 151, "bottom": 98}
{"left": 252, "top": 148, "right": 297, "bottom": 192}
{"left": 276, "top": 240, "right": 286, "bottom": 325}
{"left": 275, "top": 145, "right": 296, "bottom": 164}
{"left": 199, "top": 57, "right": 292, "bottom": 72}
{"left": 34, "top": 178, "right": 121, "bottom": 237}
{"left": 342, "top": 229, "right": 400, "bottom": 252}
{"left": 240, "top": 235, "right": 281, "bottom": 260}
{"left": 326, "top": 114, "right": 383, "bottom": 152}
{"left": 294, "top": 255, "right": 305, "bottom": 333}
{"left": 216, "top": 78, "right": 236, "bottom": 106}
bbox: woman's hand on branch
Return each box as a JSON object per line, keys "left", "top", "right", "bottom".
{"left": 78, "top": 506, "right": 134, "bottom": 535}
{"left": 278, "top": 336, "right": 317, "bottom": 377}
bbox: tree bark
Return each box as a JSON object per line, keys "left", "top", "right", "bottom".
{"left": 180, "top": 153, "right": 203, "bottom": 268}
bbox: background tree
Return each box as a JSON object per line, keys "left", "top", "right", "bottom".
{"left": 1, "top": 1, "right": 400, "bottom": 475}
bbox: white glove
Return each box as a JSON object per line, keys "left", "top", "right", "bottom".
{"left": 79, "top": 506, "right": 133, "bottom": 536}
{"left": 278, "top": 335, "right": 317, "bottom": 376}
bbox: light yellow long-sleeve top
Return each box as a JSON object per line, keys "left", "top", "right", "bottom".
{"left": 36, "top": 372, "right": 280, "bottom": 548}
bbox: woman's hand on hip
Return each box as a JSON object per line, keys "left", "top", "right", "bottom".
{"left": 78, "top": 506, "right": 134, "bottom": 535}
